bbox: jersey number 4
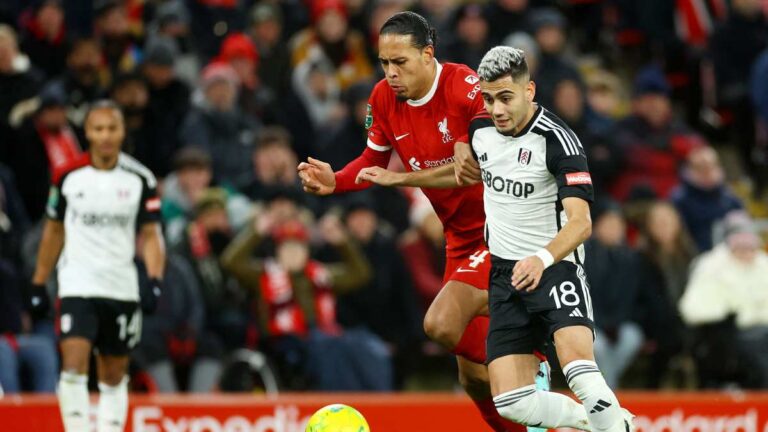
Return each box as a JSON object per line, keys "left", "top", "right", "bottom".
{"left": 548, "top": 281, "right": 580, "bottom": 309}
{"left": 117, "top": 310, "right": 142, "bottom": 349}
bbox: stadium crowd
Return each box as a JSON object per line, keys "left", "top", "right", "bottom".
{"left": 0, "top": 0, "right": 767, "bottom": 395}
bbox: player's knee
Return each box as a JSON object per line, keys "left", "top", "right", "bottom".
{"left": 423, "top": 309, "right": 458, "bottom": 348}
{"left": 494, "top": 387, "right": 537, "bottom": 425}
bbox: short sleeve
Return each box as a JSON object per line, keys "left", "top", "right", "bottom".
{"left": 45, "top": 181, "right": 67, "bottom": 221}
{"left": 468, "top": 115, "right": 494, "bottom": 161}
{"left": 137, "top": 177, "right": 161, "bottom": 225}
{"left": 540, "top": 124, "right": 594, "bottom": 203}
{"left": 366, "top": 83, "right": 393, "bottom": 152}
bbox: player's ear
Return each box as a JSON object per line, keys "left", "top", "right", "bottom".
{"left": 527, "top": 81, "right": 536, "bottom": 103}
{"left": 422, "top": 45, "right": 434, "bottom": 65}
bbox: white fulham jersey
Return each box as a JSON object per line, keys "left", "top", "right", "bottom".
{"left": 470, "top": 105, "right": 594, "bottom": 263}
{"left": 46, "top": 153, "right": 161, "bottom": 301}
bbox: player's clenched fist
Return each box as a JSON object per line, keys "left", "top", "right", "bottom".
{"left": 298, "top": 157, "right": 336, "bottom": 195}
{"left": 511, "top": 255, "right": 545, "bottom": 291}
{"left": 453, "top": 141, "right": 481, "bottom": 185}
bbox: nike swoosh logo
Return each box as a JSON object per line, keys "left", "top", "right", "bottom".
{"left": 395, "top": 133, "right": 410, "bottom": 141}
{"left": 456, "top": 268, "right": 477, "bottom": 273}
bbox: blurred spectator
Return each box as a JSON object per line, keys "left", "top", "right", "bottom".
{"left": 109, "top": 72, "right": 149, "bottom": 156}
{"left": 45, "top": 37, "right": 106, "bottom": 130}
{"left": 247, "top": 3, "right": 291, "bottom": 102}
{"left": 0, "top": 271, "right": 58, "bottom": 394}
{"left": 0, "top": 24, "right": 42, "bottom": 144}
{"left": 290, "top": 53, "right": 346, "bottom": 140}
{"left": 145, "top": 1, "right": 198, "bottom": 85}
{"left": 19, "top": 0, "right": 69, "bottom": 80}
{"left": 222, "top": 212, "right": 393, "bottom": 391}
{"left": 7, "top": 86, "right": 84, "bottom": 222}
{"left": 0, "top": 164, "right": 29, "bottom": 264}
{"left": 486, "top": 0, "right": 531, "bottom": 45}
{"left": 680, "top": 213, "right": 768, "bottom": 387}
{"left": 586, "top": 70, "right": 629, "bottom": 120}
{"left": 585, "top": 201, "right": 644, "bottom": 388}
{"left": 316, "top": 80, "right": 373, "bottom": 170}
{"left": 162, "top": 147, "right": 251, "bottom": 248}
{"left": 93, "top": 0, "right": 142, "bottom": 78}
{"left": 175, "top": 188, "right": 249, "bottom": 350}
{"left": 612, "top": 65, "right": 703, "bottom": 201}
{"left": 187, "top": 0, "right": 246, "bottom": 61}
{"left": 133, "top": 254, "right": 224, "bottom": 393}
{"left": 529, "top": 7, "right": 582, "bottom": 108}
{"left": 399, "top": 190, "right": 445, "bottom": 311}
{"left": 671, "top": 146, "right": 743, "bottom": 251}
{"left": 215, "top": 32, "right": 278, "bottom": 123}
{"left": 239, "top": 126, "right": 303, "bottom": 202}
{"left": 411, "top": 0, "right": 457, "bottom": 46}
{"left": 289, "top": 0, "right": 373, "bottom": 91}
{"left": 636, "top": 201, "right": 696, "bottom": 388}
{"left": 551, "top": 77, "right": 620, "bottom": 200}
{"left": 444, "top": 3, "right": 492, "bottom": 70}
{"left": 709, "top": 0, "right": 767, "bottom": 183}
{"left": 334, "top": 197, "right": 423, "bottom": 388}
{"left": 140, "top": 37, "right": 191, "bottom": 177}
{"left": 180, "top": 62, "right": 260, "bottom": 187}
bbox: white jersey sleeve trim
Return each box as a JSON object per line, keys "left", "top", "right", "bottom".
{"left": 537, "top": 117, "right": 577, "bottom": 156}
{"left": 367, "top": 139, "right": 392, "bottom": 152}
{"left": 118, "top": 153, "right": 157, "bottom": 188}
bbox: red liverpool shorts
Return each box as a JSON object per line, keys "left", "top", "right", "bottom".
{"left": 443, "top": 246, "right": 492, "bottom": 290}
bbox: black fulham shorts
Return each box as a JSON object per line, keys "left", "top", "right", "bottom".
{"left": 487, "top": 256, "right": 594, "bottom": 364}
{"left": 58, "top": 297, "right": 142, "bottom": 356}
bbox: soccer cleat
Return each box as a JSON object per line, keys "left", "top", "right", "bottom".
{"left": 621, "top": 408, "right": 636, "bottom": 432}
{"left": 527, "top": 360, "right": 552, "bottom": 432}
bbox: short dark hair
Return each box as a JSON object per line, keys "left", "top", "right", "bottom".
{"left": 85, "top": 99, "right": 123, "bottom": 124}
{"left": 256, "top": 126, "right": 292, "bottom": 149}
{"left": 379, "top": 11, "right": 437, "bottom": 50}
{"left": 477, "top": 46, "right": 529, "bottom": 82}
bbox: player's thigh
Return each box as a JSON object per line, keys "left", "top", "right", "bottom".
{"left": 424, "top": 281, "right": 487, "bottom": 338}
{"left": 488, "top": 354, "right": 539, "bottom": 396}
{"left": 533, "top": 262, "right": 596, "bottom": 365}
{"left": 94, "top": 299, "right": 142, "bottom": 358}
{"left": 58, "top": 297, "right": 98, "bottom": 373}
{"left": 486, "top": 263, "right": 538, "bottom": 366}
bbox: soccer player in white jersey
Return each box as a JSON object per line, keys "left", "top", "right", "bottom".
{"left": 360, "top": 46, "right": 635, "bottom": 431}
{"left": 29, "top": 100, "right": 165, "bottom": 432}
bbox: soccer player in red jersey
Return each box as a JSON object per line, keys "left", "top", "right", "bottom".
{"left": 298, "top": 12, "right": 537, "bottom": 432}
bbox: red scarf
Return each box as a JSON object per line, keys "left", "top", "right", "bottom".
{"left": 36, "top": 123, "right": 84, "bottom": 184}
{"left": 260, "top": 259, "right": 338, "bottom": 337}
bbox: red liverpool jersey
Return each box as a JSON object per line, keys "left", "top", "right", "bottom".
{"left": 367, "top": 61, "right": 487, "bottom": 259}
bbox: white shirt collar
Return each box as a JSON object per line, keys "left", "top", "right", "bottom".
{"left": 407, "top": 60, "right": 442, "bottom": 107}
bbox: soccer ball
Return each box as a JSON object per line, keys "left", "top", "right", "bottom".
{"left": 305, "top": 404, "right": 370, "bottom": 432}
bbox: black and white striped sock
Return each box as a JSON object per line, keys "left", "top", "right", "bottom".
{"left": 564, "top": 360, "right": 625, "bottom": 432}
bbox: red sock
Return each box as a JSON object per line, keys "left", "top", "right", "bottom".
{"left": 473, "top": 397, "right": 527, "bottom": 432}
{"left": 452, "top": 316, "right": 489, "bottom": 364}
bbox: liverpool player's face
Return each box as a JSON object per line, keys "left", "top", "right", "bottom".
{"left": 481, "top": 75, "right": 534, "bottom": 134}
{"left": 86, "top": 108, "right": 125, "bottom": 160}
{"left": 378, "top": 34, "right": 433, "bottom": 101}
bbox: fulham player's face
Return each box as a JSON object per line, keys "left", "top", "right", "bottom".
{"left": 85, "top": 108, "right": 125, "bottom": 160}
{"left": 481, "top": 75, "right": 535, "bottom": 135}
{"left": 378, "top": 34, "right": 435, "bottom": 101}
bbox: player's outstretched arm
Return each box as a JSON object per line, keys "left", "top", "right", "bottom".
{"left": 31, "top": 219, "right": 65, "bottom": 285}
{"left": 512, "top": 197, "right": 591, "bottom": 291}
{"left": 356, "top": 163, "right": 464, "bottom": 188}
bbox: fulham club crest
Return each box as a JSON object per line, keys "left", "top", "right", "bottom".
{"left": 518, "top": 148, "right": 532, "bottom": 165}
